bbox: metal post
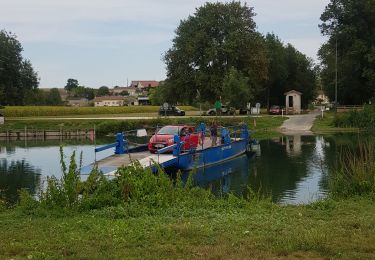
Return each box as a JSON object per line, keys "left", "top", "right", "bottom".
{"left": 335, "top": 37, "right": 338, "bottom": 110}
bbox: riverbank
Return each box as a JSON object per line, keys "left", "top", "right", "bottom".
{"left": 1, "top": 196, "right": 374, "bottom": 259}
{"left": 0, "top": 116, "right": 287, "bottom": 140}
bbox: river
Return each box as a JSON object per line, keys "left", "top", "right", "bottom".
{"left": 0, "top": 133, "right": 368, "bottom": 204}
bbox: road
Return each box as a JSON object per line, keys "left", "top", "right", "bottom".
{"left": 279, "top": 111, "right": 320, "bottom": 134}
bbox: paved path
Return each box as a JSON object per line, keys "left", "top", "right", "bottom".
{"left": 279, "top": 111, "right": 320, "bottom": 134}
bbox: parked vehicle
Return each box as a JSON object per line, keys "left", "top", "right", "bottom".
{"left": 159, "top": 105, "right": 185, "bottom": 116}
{"left": 207, "top": 105, "right": 235, "bottom": 116}
{"left": 148, "top": 125, "right": 199, "bottom": 153}
{"left": 269, "top": 105, "right": 282, "bottom": 115}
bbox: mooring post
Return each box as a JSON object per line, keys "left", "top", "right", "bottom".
{"left": 173, "top": 135, "right": 181, "bottom": 157}
{"left": 115, "top": 133, "right": 125, "bottom": 155}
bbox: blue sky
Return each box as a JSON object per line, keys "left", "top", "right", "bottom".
{"left": 0, "top": 0, "right": 330, "bottom": 88}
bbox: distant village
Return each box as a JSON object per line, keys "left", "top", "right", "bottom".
{"left": 43, "top": 80, "right": 160, "bottom": 107}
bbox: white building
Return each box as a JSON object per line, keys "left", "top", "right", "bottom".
{"left": 285, "top": 90, "right": 302, "bottom": 114}
{"left": 94, "top": 96, "right": 125, "bottom": 107}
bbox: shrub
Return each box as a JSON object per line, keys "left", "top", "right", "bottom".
{"left": 334, "top": 104, "right": 375, "bottom": 128}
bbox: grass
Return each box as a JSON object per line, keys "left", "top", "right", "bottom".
{"left": 312, "top": 112, "right": 360, "bottom": 133}
{"left": 1, "top": 106, "right": 198, "bottom": 117}
{"left": 1, "top": 196, "right": 375, "bottom": 259}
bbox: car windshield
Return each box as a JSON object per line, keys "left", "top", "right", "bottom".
{"left": 157, "top": 126, "right": 180, "bottom": 135}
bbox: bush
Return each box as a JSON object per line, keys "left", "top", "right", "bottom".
{"left": 334, "top": 104, "right": 375, "bottom": 128}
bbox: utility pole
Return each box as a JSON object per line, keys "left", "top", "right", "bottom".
{"left": 335, "top": 37, "right": 338, "bottom": 109}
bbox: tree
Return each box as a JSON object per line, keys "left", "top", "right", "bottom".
{"left": 64, "top": 79, "right": 79, "bottom": 91}
{"left": 45, "top": 88, "right": 62, "bottom": 105}
{"left": 319, "top": 0, "right": 375, "bottom": 104}
{"left": 263, "top": 34, "right": 288, "bottom": 109}
{"left": 163, "top": 2, "right": 268, "bottom": 104}
{"left": 0, "top": 30, "right": 39, "bottom": 105}
{"left": 97, "top": 86, "right": 110, "bottom": 96}
{"left": 222, "top": 67, "right": 251, "bottom": 109}
{"left": 119, "top": 90, "right": 129, "bottom": 96}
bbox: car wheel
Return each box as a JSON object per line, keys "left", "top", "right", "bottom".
{"left": 209, "top": 111, "right": 216, "bottom": 116}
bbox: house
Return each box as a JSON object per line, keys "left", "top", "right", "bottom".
{"left": 137, "top": 97, "right": 151, "bottom": 106}
{"left": 316, "top": 90, "right": 329, "bottom": 104}
{"left": 285, "top": 90, "right": 302, "bottom": 114}
{"left": 67, "top": 98, "right": 89, "bottom": 107}
{"left": 111, "top": 86, "right": 139, "bottom": 96}
{"left": 94, "top": 96, "right": 125, "bottom": 107}
{"left": 130, "top": 80, "right": 159, "bottom": 89}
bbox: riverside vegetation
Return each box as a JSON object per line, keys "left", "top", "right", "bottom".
{"left": 0, "top": 139, "right": 375, "bottom": 258}
{"left": 0, "top": 116, "right": 286, "bottom": 140}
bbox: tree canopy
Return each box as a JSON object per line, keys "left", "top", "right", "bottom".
{"left": 64, "top": 79, "right": 79, "bottom": 91}
{"left": 163, "top": 1, "right": 268, "bottom": 104}
{"left": 0, "top": 30, "right": 39, "bottom": 105}
{"left": 319, "top": 0, "right": 375, "bottom": 104}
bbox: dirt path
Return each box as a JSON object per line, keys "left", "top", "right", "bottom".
{"left": 279, "top": 111, "right": 320, "bottom": 134}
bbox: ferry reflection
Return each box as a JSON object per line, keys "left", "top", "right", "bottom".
{"left": 181, "top": 153, "right": 254, "bottom": 197}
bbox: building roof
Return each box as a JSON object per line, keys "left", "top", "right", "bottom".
{"left": 94, "top": 96, "right": 125, "bottom": 102}
{"left": 130, "top": 80, "right": 159, "bottom": 88}
{"left": 284, "top": 90, "right": 302, "bottom": 95}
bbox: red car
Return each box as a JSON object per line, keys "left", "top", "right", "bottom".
{"left": 269, "top": 105, "right": 282, "bottom": 115}
{"left": 148, "top": 125, "right": 199, "bottom": 153}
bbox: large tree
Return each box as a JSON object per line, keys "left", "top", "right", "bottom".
{"left": 261, "top": 34, "right": 317, "bottom": 109}
{"left": 64, "top": 78, "right": 79, "bottom": 91}
{"left": 163, "top": 2, "right": 268, "bottom": 104}
{"left": 0, "top": 30, "right": 39, "bottom": 105}
{"left": 319, "top": 0, "right": 375, "bottom": 104}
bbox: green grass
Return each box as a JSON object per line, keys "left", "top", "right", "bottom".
{"left": 1, "top": 196, "right": 375, "bottom": 259}
{"left": 1, "top": 106, "right": 198, "bottom": 117}
{"left": 312, "top": 112, "right": 360, "bottom": 133}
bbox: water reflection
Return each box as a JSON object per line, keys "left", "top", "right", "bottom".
{"left": 0, "top": 159, "right": 41, "bottom": 203}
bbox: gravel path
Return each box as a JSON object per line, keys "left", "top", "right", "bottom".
{"left": 279, "top": 111, "right": 320, "bottom": 134}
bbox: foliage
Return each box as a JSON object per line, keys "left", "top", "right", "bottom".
{"left": 70, "top": 86, "right": 95, "bottom": 100}
{"left": 163, "top": 2, "right": 268, "bottom": 104}
{"left": 0, "top": 30, "right": 39, "bottom": 105}
{"left": 97, "top": 86, "right": 110, "bottom": 96}
{"left": 319, "top": 0, "right": 375, "bottom": 104}
{"left": 330, "top": 140, "right": 375, "bottom": 198}
{"left": 64, "top": 78, "right": 79, "bottom": 91}
{"left": 333, "top": 104, "right": 375, "bottom": 128}
{"left": 2, "top": 105, "right": 197, "bottom": 117}
{"left": 261, "top": 34, "right": 317, "bottom": 109}
{"left": 222, "top": 67, "right": 251, "bottom": 109}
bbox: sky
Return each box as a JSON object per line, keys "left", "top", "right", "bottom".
{"left": 0, "top": 0, "right": 330, "bottom": 88}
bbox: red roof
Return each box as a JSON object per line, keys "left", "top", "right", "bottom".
{"left": 130, "top": 80, "right": 159, "bottom": 88}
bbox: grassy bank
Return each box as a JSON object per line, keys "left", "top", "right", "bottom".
{"left": 1, "top": 106, "right": 198, "bottom": 117}
{"left": 0, "top": 116, "right": 286, "bottom": 140}
{"left": 312, "top": 112, "right": 360, "bottom": 133}
{"left": 1, "top": 196, "right": 374, "bottom": 259}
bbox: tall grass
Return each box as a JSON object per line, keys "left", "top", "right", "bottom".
{"left": 334, "top": 104, "right": 375, "bottom": 129}
{"left": 18, "top": 148, "right": 217, "bottom": 215}
{"left": 330, "top": 140, "right": 375, "bottom": 198}
{"left": 3, "top": 106, "right": 197, "bottom": 117}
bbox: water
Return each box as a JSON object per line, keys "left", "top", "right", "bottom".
{"left": 0, "top": 134, "right": 369, "bottom": 204}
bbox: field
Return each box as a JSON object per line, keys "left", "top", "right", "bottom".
{"left": 1, "top": 106, "right": 198, "bottom": 117}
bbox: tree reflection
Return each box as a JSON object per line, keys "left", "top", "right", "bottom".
{"left": 0, "top": 159, "right": 42, "bottom": 203}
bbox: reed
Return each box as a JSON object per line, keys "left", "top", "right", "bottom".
{"left": 330, "top": 140, "right": 375, "bottom": 198}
